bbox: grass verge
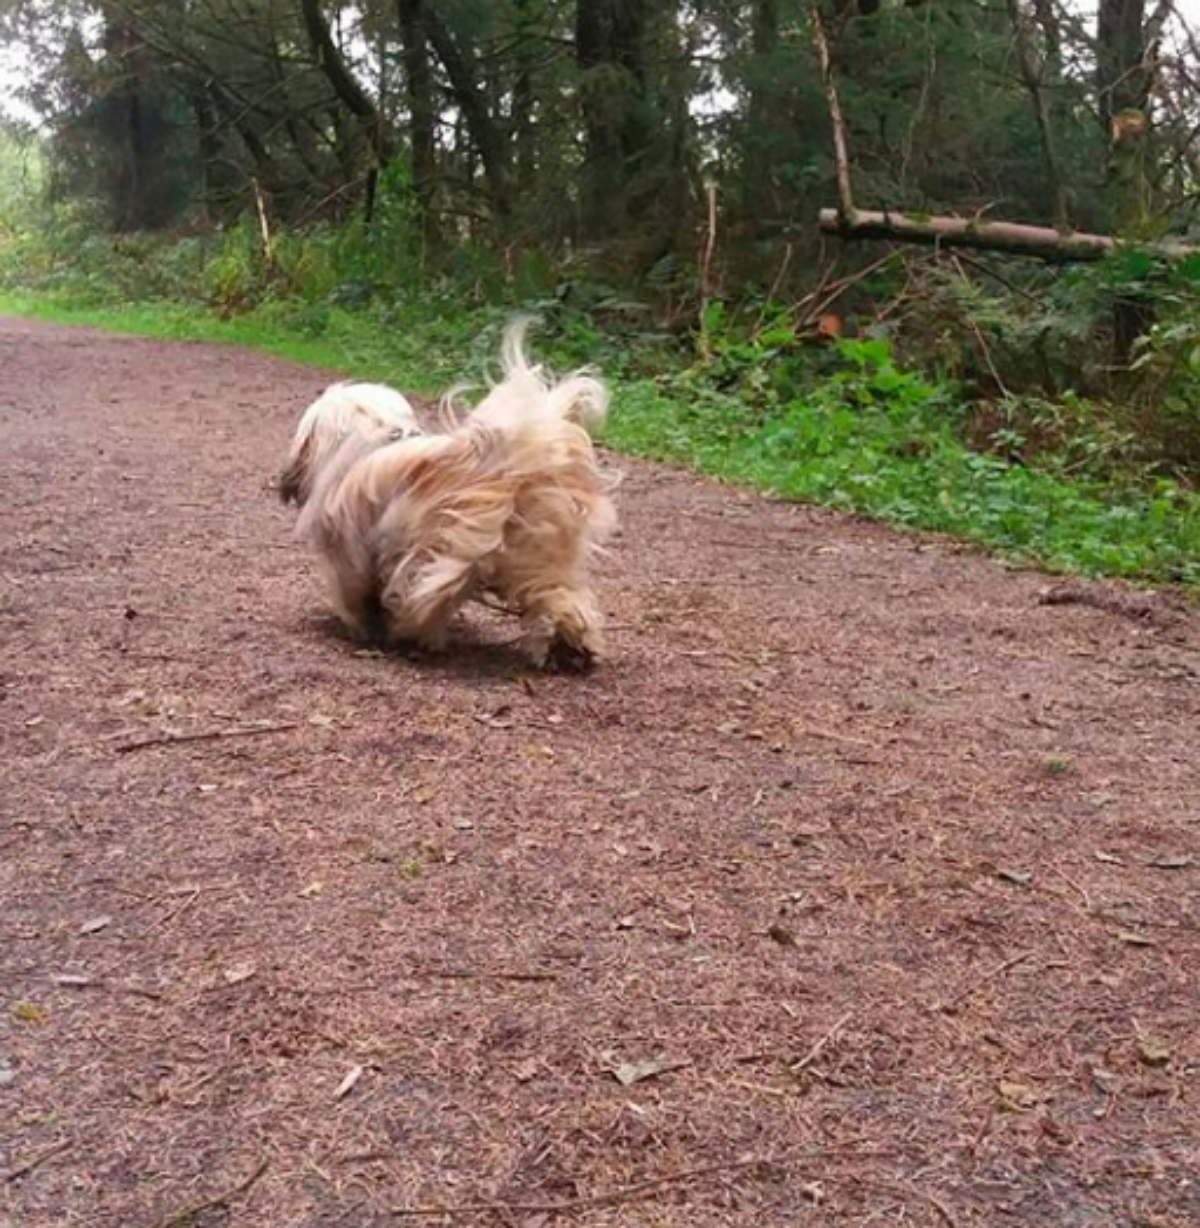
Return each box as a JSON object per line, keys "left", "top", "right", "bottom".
{"left": 3, "top": 288, "right": 1198, "bottom": 587}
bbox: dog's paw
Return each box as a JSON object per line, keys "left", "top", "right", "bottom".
{"left": 545, "top": 635, "right": 596, "bottom": 673}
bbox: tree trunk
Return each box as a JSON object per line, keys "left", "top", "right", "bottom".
{"left": 422, "top": 5, "right": 511, "bottom": 220}
{"left": 397, "top": 0, "right": 439, "bottom": 243}
{"left": 1005, "top": 0, "right": 1068, "bottom": 229}
{"left": 512, "top": 0, "right": 537, "bottom": 199}
{"left": 742, "top": 0, "right": 780, "bottom": 217}
{"left": 809, "top": 0, "right": 855, "bottom": 220}
{"left": 576, "top": 0, "right": 625, "bottom": 236}
{"left": 191, "top": 90, "right": 223, "bottom": 221}
{"left": 819, "top": 207, "right": 1198, "bottom": 261}
{"left": 1095, "top": 0, "right": 1167, "bottom": 357}
{"left": 575, "top": 0, "right": 653, "bottom": 241}
{"left": 1030, "top": 0, "right": 1062, "bottom": 78}
{"left": 300, "top": 0, "right": 391, "bottom": 217}
{"left": 103, "top": 17, "right": 161, "bottom": 230}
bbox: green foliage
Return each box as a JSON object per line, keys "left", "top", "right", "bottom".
{"left": 5, "top": 182, "right": 1200, "bottom": 590}
{"left": 610, "top": 336, "right": 1200, "bottom": 584}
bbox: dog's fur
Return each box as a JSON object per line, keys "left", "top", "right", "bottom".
{"left": 278, "top": 381, "right": 422, "bottom": 507}
{"left": 280, "top": 321, "right": 617, "bottom": 668}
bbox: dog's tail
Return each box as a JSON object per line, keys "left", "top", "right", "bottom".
{"left": 471, "top": 317, "right": 610, "bottom": 435}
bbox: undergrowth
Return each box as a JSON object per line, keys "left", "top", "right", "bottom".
{"left": 3, "top": 194, "right": 1200, "bottom": 587}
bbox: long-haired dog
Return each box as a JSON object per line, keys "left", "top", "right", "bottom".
{"left": 279, "top": 321, "right": 617, "bottom": 669}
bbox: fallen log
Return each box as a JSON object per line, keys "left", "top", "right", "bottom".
{"left": 818, "top": 207, "right": 1198, "bottom": 263}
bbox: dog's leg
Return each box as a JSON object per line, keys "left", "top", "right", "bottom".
{"left": 381, "top": 553, "right": 478, "bottom": 651}
{"left": 316, "top": 555, "right": 386, "bottom": 645}
{"left": 331, "top": 578, "right": 387, "bottom": 646}
{"left": 517, "top": 582, "right": 604, "bottom": 672}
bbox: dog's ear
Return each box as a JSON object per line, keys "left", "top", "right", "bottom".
{"left": 278, "top": 438, "right": 312, "bottom": 505}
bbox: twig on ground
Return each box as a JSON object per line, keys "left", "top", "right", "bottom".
{"left": 871, "top": 1178, "right": 960, "bottom": 1227}
{"left": 392, "top": 1154, "right": 779, "bottom": 1218}
{"left": 789, "top": 1012, "right": 853, "bottom": 1075}
{"left": 114, "top": 721, "right": 299, "bottom": 754}
{"left": 4, "top": 1138, "right": 73, "bottom": 1183}
{"left": 154, "top": 1157, "right": 269, "bottom": 1228}
{"left": 792, "top": 722, "right": 874, "bottom": 749}
{"left": 411, "top": 968, "right": 558, "bottom": 983}
{"left": 935, "top": 950, "right": 1036, "bottom": 1014}
{"left": 152, "top": 889, "right": 201, "bottom": 929}
{"left": 1050, "top": 865, "right": 1094, "bottom": 914}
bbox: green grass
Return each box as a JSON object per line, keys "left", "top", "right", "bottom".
{"left": 0, "top": 290, "right": 474, "bottom": 396}
{"left": 3, "top": 287, "right": 1199, "bottom": 587}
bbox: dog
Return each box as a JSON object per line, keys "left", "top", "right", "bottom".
{"left": 279, "top": 321, "right": 617, "bottom": 669}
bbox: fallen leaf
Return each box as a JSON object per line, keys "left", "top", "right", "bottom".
{"left": 816, "top": 313, "right": 842, "bottom": 341}
{"left": 79, "top": 915, "right": 113, "bottom": 935}
{"left": 299, "top": 882, "right": 324, "bottom": 899}
{"left": 452, "top": 818, "right": 474, "bottom": 831}
{"left": 308, "top": 713, "right": 336, "bottom": 729}
{"left": 611, "top": 1057, "right": 672, "bottom": 1086}
{"left": 1145, "top": 853, "right": 1193, "bottom": 871}
{"left": 474, "top": 705, "right": 514, "bottom": 730}
{"left": 334, "top": 1064, "right": 364, "bottom": 1100}
{"left": 996, "top": 1079, "right": 1046, "bottom": 1112}
{"left": 512, "top": 1058, "right": 539, "bottom": 1084}
{"left": 0, "top": 1060, "right": 16, "bottom": 1088}
{"left": 768, "top": 924, "right": 797, "bottom": 947}
{"left": 222, "top": 962, "right": 257, "bottom": 986}
{"left": 11, "top": 1001, "right": 48, "bottom": 1026}
{"left": 24, "top": 715, "right": 45, "bottom": 728}
{"left": 1116, "top": 930, "right": 1155, "bottom": 947}
{"left": 53, "top": 974, "right": 94, "bottom": 988}
{"left": 1094, "top": 850, "right": 1124, "bottom": 865}
{"left": 1137, "top": 1037, "right": 1172, "bottom": 1068}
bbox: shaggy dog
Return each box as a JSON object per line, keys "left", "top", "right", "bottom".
{"left": 279, "top": 321, "right": 617, "bottom": 669}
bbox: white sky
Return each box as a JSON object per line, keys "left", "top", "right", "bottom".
{"left": 4, "top": 1, "right": 1200, "bottom": 127}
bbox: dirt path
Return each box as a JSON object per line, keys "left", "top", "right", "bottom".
{"left": 1, "top": 315, "right": 1198, "bottom": 1227}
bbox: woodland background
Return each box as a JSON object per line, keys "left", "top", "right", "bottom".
{"left": 5, "top": 0, "right": 1200, "bottom": 581}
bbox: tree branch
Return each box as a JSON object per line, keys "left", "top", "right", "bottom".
{"left": 819, "top": 207, "right": 1199, "bottom": 261}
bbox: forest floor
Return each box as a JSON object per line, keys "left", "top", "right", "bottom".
{"left": 2, "top": 315, "right": 1198, "bottom": 1228}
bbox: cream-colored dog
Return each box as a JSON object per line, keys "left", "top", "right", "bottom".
{"left": 279, "top": 321, "right": 617, "bottom": 669}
